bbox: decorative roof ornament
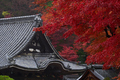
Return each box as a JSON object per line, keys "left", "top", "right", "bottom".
{"left": 67, "top": 64, "right": 71, "bottom": 70}
{"left": 34, "top": 13, "right": 42, "bottom": 21}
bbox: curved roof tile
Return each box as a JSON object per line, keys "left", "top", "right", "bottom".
{"left": 0, "top": 14, "right": 86, "bottom": 73}
{"left": 0, "top": 14, "right": 41, "bottom": 67}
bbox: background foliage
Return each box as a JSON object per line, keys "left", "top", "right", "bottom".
{"left": 0, "top": 0, "right": 37, "bottom": 17}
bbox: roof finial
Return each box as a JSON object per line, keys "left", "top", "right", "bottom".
{"left": 34, "top": 14, "right": 42, "bottom": 21}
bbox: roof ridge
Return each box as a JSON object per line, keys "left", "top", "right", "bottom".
{"left": 0, "top": 15, "right": 35, "bottom": 21}
{"left": 0, "top": 13, "right": 42, "bottom": 21}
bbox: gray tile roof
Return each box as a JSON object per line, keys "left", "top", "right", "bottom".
{"left": 63, "top": 74, "right": 79, "bottom": 80}
{"left": 0, "top": 14, "right": 42, "bottom": 68}
{"left": 14, "top": 55, "right": 38, "bottom": 69}
{"left": 77, "top": 68, "right": 118, "bottom": 80}
{"left": 95, "top": 69, "right": 118, "bottom": 80}
{"left": 0, "top": 14, "right": 86, "bottom": 72}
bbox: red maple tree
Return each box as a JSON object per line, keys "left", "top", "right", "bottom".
{"left": 33, "top": 0, "right": 120, "bottom": 73}
{"left": 48, "top": 27, "right": 80, "bottom": 61}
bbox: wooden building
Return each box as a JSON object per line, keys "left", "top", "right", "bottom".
{"left": 0, "top": 14, "right": 86, "bottom": 80}
{"left": 77, "top": 65, "right": 118, "bottom": 80}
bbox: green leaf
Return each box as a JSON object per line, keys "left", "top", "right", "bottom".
{"left": 2, "top": 11, "right": 10, "bottom": 17}
{"left": 104, "top": 77, "right": 110, "bottom": 80}
{"left": 0, "top": 75, "right": 14, "bottom": 80}
{"left": 45, "top": 1, "right": 53, "bottom": 9}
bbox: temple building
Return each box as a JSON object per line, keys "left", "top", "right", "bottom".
{"left": 1, "top": 14, "right": 118, "bottom": 80}
{"left": 0, "top": 14, "right": 86, "bottom": 80}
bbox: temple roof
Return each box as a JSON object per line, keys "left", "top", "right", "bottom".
{"left": 1, "top": 14, "right": 41, "bottom": 68}
{"left": 77, "top": 64, "right": 118, "bottom": 80}
{"left": 0, "top": 14, "right": 86, "bottom": 74}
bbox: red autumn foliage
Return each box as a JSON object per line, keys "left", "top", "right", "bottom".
{"left": 59, "top": 46, "right": 78, "bottom": 61}
{"left": 49, "top": 28, "right": 80, "bottom": 61}
{"left": 33, "top": 0, "right": 120, "bottom": 72}
{"left": 4, "top": 13, "right": 11, "bottom": 18}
